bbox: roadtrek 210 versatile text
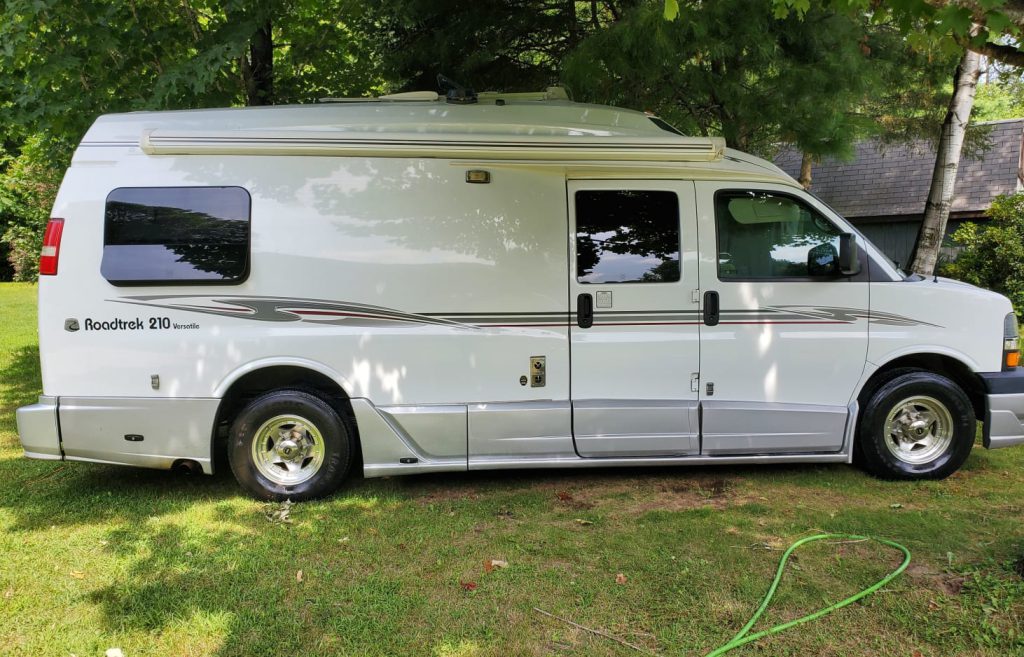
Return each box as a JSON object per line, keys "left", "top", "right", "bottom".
{"left": 16, "top": 86, "right": 1024, "bottom": 500}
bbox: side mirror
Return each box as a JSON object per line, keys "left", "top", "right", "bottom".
{"left": 839, "top": 233, "right": 860, "bottom": 276}
{"left": 807, "top": 243, "right": 839, "bottom": 276}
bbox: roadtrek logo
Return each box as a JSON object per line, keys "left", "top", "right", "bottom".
{"left": 66, "top": 317, "right": 145, "bottom": 331}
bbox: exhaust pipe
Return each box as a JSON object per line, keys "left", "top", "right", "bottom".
{"left": 173, "top": 459, "right": 202, "bottom": 476}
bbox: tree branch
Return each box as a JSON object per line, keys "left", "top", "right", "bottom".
{"left": 965, "top": 40, "right": 1024, "bottom": 67}
{"left": 924, "top": 1, "right": 1024, "bottom": 28}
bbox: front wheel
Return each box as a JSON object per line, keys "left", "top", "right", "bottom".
{"left": 228, "top": 389, "right": 354, "bottom": 500}
{"left": 856, "top": 371, "right": 975, "bottom": 480}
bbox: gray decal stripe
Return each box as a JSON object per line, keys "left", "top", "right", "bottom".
{"left": 594, "top": 315, "right": 697, "bottom": 323}
{"left": 717, "top": 314, "right": 833, "bottom": 322}
{"left": 109, "top": 296, "right": 935, "bottom": 329}
{"left": 434, "top": 309, "right": 700, "bottom": 318}
{"left": 569, "top": 311, "right": 700, "bottom": 317}
{"left": 435, "top": 314, "right": 565, "bottom": 321}
{"left": 765, "top": 305, "right": 938, "bottom": 327}
{"left": 430, "top": 311, "right": 564, "bottom": 317}
{"left": 114, "top": 296, "right": 478, "bottom": 329}
{"left": 448, "top": 314, "right": 699, "bottom": 323}
{"left": 586, "top": 309, "right": 700, "bottom": 315}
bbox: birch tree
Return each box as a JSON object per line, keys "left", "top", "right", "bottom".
{"left": 910, "top": 46, "right": 984, "bottom": 275}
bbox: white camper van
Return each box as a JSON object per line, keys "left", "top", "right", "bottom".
{"left": 15, "top": 87, "right": 1024, "bottom": 500}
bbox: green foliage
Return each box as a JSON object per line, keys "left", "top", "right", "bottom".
{"left": 564, "top": 1, "right": 953, "bottom": 158}
{"left": 771, "top": 0, "right": 1024, "bottom": 65}
{"left": 974, "top": 78, "right": 1024, "bottom": 122}
{"left": 0, "top": 136, "right": 69, "bottom": 281}
{"left": 364, "top": 0, "right": 605, "bottom": 93}
{"left": 0, "top": 1, "right": 383, "bottom": 141}
{"left": 943, "top": 192, "right": 1024, "bottom": 316}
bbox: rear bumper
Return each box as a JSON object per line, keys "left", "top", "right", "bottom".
{"left": 16, "top": 395, "right": 216, "bottom": 473}
{"left": 15, "top": 396, "right": 62, "bottom": 460}
{"left": 979, "top": 370, "right": 1024, "bottom": 449}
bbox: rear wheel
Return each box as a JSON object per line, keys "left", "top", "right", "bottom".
{"left": 856, "top": 371, "right": 975, "bottom": 480}
{"left": 228, "top": 389, "right": 353, "bottom": 500}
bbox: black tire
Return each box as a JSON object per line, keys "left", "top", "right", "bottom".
{"left": 856, "top": 371, "right": 975, "bottom": 480}
{"left": 228, "top": 389, "right": 353, "bottom": 500}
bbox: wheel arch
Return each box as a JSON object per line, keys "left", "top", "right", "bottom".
{"left": 211, "top": 361, "right": 360, "bottom": 473}
{"left": 857, "top": 350, "right": 986, "bottom": 420}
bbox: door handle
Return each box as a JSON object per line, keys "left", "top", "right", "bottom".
{"left": 577, "top": 293, "right": 594, "bottom": 329}
{"left": 703, "top": 290, "right": 720, "bottom": 326}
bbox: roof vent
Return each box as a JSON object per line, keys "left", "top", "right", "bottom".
{"left": 437, "top": 74, "right": 477, "bottom": 105}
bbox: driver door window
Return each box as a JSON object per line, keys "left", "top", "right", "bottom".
{"left": 715, "top": 191, "right": 841, "bottom": 280}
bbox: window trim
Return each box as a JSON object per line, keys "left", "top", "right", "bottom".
{"left": 101, "top": 185, "right": 252, "bottom": 287}
{"left": 574, "top": 188, "right": 683, "bottom": 285}
{"left": 712, "top": 188, "right": 868, "bottom": 284}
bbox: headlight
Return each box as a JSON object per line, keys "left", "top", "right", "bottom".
{"left": 1003, "top": 313, "right": 1020, "bottom": 370}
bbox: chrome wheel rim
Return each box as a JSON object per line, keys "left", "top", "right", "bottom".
{"left": 883, "top": 396, "right": 954, "bottom": 465}
{"left": 251, "top": 414, "right": 326, "bottom": 485}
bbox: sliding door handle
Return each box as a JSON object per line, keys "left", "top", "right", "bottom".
{"left": 577, "top": 293, "right": 594, "bottom": 329}
{"left": 703, "top": 290, "right": 720, "bottom": 326}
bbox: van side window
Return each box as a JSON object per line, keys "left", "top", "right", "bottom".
{"left": 715, "top": 191, "right": 841, "bottom": 280}
{"left": 101, "top": 187, "right": 251, "bottom": 285}
{"left": 575, "top": 190, "right": 680, "bottom": 284}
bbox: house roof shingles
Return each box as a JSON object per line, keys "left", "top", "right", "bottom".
{"left": 773, "top": 119, "right": 1024, "bottom": 218}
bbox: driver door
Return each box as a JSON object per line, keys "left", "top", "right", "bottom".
{"left": 694, "top": 182, "right": 869, "bottom": 455}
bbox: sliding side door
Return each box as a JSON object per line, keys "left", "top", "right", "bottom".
{"left": 568, "top": 180, "right": 701, "bottom": 457}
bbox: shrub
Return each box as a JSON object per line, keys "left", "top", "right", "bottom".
{"left": 0, "top": 135, "right": 69, "bottom": 281}
{"left": 942, "top": 192, "right": 1024, "bottom": 316}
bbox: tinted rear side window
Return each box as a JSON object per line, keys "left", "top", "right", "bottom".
{"left": 575, "top": 190, "right": 680, "bottom": 284}
{"left": 102, "top": 187, "right": 250, "bottom": 285}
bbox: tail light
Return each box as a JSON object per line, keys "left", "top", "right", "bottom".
{"left": 39, "top": 218, "right": 64, "bottom": 276}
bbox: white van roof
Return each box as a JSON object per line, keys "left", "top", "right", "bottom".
{"left": 79, "top": 94, "right": 797, "bottom": 186}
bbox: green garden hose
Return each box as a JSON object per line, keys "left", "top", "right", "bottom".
{"left": 704, "top": 533, "right": 912, "bottom": 657}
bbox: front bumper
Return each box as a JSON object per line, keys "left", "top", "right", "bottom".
{"left": 15, "top": 395, "right": 62, "bottom": 460}
{"left": 979, "top": 370, "right": 1024, "bottom": 449}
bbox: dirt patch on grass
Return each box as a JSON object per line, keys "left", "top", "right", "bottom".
{"left": 554, "top": 490, "right": 595, "bottom": 511}
{"left": 414, "top": 486, "right": 481, "bottom": 506}
{"left": 600, "top": 477, "right": 758, "bottom": 515}
{"left": 906, "top": 562, "right": 970, "bottom": 597}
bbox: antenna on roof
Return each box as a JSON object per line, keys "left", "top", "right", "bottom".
{"left": 437, "top": 74, "right": 477, "bottom": 105}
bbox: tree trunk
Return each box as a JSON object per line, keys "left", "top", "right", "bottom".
{"left": 909, "top": 46, "right": 982, "bottom": 276}
{"left": 798, "top": 152, "right": 813, "bottom": 190}
{"left": 242, "top": 20, "right": 274, "bottom": 106}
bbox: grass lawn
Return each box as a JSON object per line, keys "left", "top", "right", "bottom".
{"left": 0, "top": 281, "right": 1022, "bottom": 656}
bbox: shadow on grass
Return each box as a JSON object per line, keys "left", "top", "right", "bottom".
{"left": 0, "top": 453, "right": 810, "bottom": 528}
{"left": 0, "top": 344, "right": 42, "bottom": 433}
{"left": 70, "top": 468, "right": 1021, "bottom": 656}
{"left": 67, "top": 464, "right": 826, "bottom": 655}
{"left": 2, "top": 448, "right": 1020, "bottom": 654}
{"left": 0, "top": 456, "right": 242, "bottom": 532}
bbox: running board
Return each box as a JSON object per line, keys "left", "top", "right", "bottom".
{"left": 467, "top": 453, "right": 850, "bottom": 471}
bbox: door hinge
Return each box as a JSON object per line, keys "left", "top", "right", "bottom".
{"left": 691, "top": 289, "right": 701, "bottom": 304}
{"left": 690, "top": 372, "right": 699, "bottom": 393}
